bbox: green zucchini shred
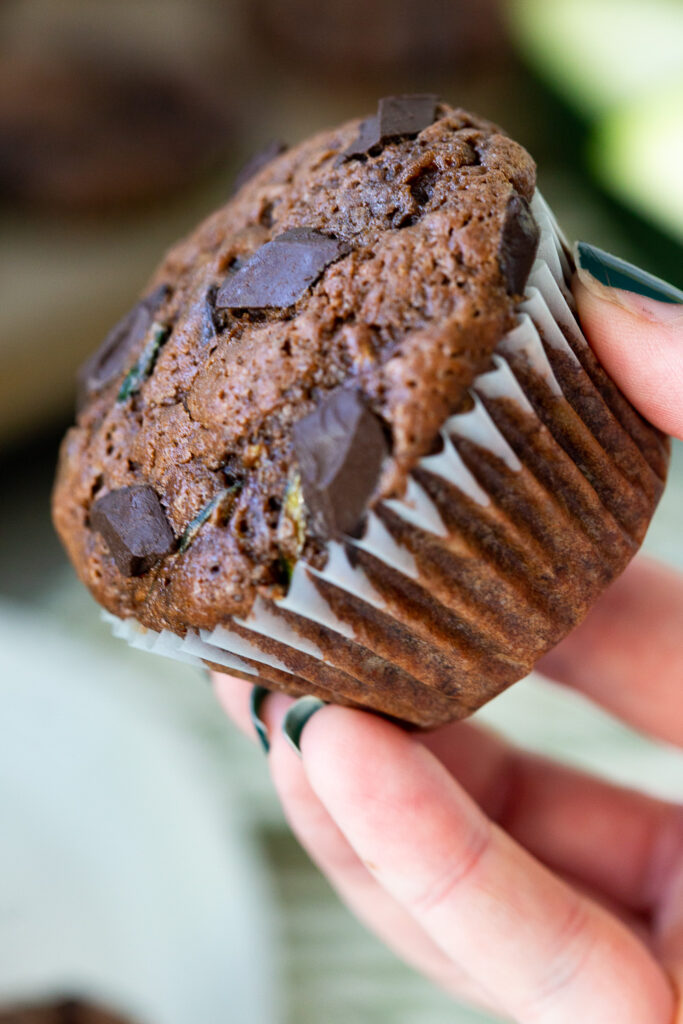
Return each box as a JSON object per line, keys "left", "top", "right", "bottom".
{"left": 117, "top": 323, "right": 170, "bottom": 402}
{"left": 179, "top": 484, "right": 241, "bottom": 554}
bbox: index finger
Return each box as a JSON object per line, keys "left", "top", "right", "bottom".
{"left": 572, "top": 253, "right": 683, "bottom": 440}
{"left": 538, "top": 556, "right": 683, "bottom": 746}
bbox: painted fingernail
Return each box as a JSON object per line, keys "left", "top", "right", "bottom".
{"left": 575, "top": 242, "right": 683, "bottom": 305}
{"left": 249, "top": 685, "right": 271, "bottom": 753}
{"left": 282, "top": 696, "right": 326, "bottom": 756}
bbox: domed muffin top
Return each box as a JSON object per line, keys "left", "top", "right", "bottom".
{"left": 53, "top": 97, "right": 538, "bottom": 633}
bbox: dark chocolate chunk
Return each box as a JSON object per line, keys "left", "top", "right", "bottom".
{"left": 498, "top": 194, "right": 540, "bottom": 296}
{"left": 232, "top": 139, "right": 288, "bottom": 194}
{"left": 342, "top": 94, "right": 439, "bottom": 160}
{"left": 76, "top": 284, "right": 169, "bottom": 412}
{"left": 292, "top": 388, "right": 388, "bottom": 537}
{"left": 91, "top": 485, "right": 175, "bottom": 576}
{"left": 216, "top": 228, "right": 348, "bottom": 310}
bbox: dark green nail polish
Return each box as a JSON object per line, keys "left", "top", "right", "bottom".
{"left": 249, "top": 686, "right": 271, "bottom": 753}
{"left": 576, "top": 242, "right": 683, "bottom": 304}
{"left": 282, "top": 696, "right": 326, "bottom": 756}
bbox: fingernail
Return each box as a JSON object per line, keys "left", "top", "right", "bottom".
{"left": 282, "top": 696, "right": 326, "bottom": 756}
{"left": 249, "top": 685, "right": 271, "bottom": 753}
{"left": 575, "top": 242, "right": 683, "bottom": 306}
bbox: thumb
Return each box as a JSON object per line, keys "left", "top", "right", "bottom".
{"left": 573, "top": 242, "right": 683, "bottom": 440}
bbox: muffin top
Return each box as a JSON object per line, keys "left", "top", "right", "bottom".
{"left": 53, "top": 97, "right": 538, "bottom": 633}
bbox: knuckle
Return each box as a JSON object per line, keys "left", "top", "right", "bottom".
{"left": 522, "top": 895, "right": 594, "bottom": 1019}
{"left": 408, "top": 823, "right": 492, "bottom": 918}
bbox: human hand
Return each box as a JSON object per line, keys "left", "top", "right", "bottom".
{"left": 214, "top": 248, "right": 683, "bottom": 1024}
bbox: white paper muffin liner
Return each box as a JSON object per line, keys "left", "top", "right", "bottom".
{"left": 106, "top": 192, "right": 668, "bottom": 726}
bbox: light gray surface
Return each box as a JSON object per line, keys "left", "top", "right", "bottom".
{"left": 0, "top": 603, "right": 279, "bottom": 1024}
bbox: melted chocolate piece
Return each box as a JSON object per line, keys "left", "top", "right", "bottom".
{"left": 293, "top": 388, "right": 388, "bottom": 537}
{"left": 232, "top": 139, "right": 288, "bottom": 194}
{"left": 342, "top": 94, "right": 439, "bottom": 160}
{"left": 498, "top": 194, "right": 540, "bottom": 295}
{"left": 76, "top": 284, "right": 169, "bottom": 412}
{"left": 91, "top": 485, "right": 175, "bottom": 576}
{"left": 216, "top": 228, "right": 348, "bottom": 310}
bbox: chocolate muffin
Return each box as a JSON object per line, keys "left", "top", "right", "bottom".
{"left": 53, "top": 96, "right": 669, "bottom": 727}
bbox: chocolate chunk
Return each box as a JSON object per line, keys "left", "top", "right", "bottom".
{"left": 293, "top": 388, "right": 388, "bottom": 537}
{"left": 91, "top": 485, "right": 175, "bottom": 576}
{"left": 76, "top": 284, "right": 169, "bottom": 412}
{"left": 498, "top": 194, "right": 540, "bottom": 295}
{"left": 216, "top": 228, "right": 348, "bottom": 310}
{"left": 342, "top": 94, "right": 439, "bottom": 160}
{"left": 232, "top": 139, "right": 288, "bottom": 194}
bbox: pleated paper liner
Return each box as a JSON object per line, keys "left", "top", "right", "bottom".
{"left": 107, "top": 193, "right": 669, "bottom": 727}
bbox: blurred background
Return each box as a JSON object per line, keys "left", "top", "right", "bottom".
{"left": 1, "top": 1, "right": 682, "bottom": 1022}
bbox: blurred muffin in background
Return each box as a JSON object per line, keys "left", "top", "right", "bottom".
{"left": 0, "top": 0, "right": 247, "bottom": 445}
{"left": 0, "top": 1001, "right": 133, "bottom": 1024}
{"left": 245, "top": 0, "right": 506, "bottom": 79}
{"left": 0, "top": 49, "right": 234, "bottom": 214}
